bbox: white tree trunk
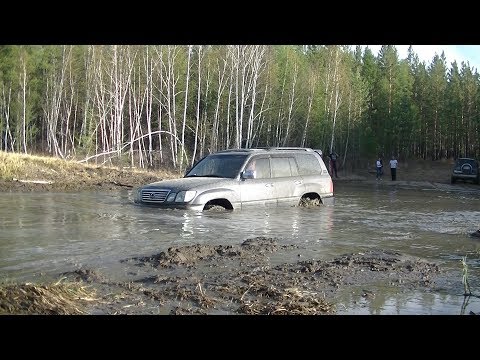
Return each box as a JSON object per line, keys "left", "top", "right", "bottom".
{"left": 275, "top": 59, "right": 288, "bottom": 147}
{"left": 192, "top": 45, "right": 202, "bottom": 165}
{"left": 212, "top": 57, "right": 227, "bottom": 152}
{"left": 21, "top": 54, "right": 27, "bottom": 154}
{"left": 1, "top": 85, "right": 15, "bottom": 151}
{"left": 180, "top": 45, "right": 192, "bottom": 171}
{"left": 301, "top": 75, "right": 316, "bottom": 147}
{"left": 246, "top": 46, "right": 266, "bottom": 148}
{"left": 282, "top": 61, "right": 298, "bottom": 147}
{"left": 328, "top": 47, "right": 342, "bottom": 153}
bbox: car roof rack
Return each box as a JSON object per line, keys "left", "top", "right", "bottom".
{"left": 216, "top": 148, "right": 264, "bottom": 153}
{"left": 216, "top": 147, "right": 321, "bottom": 154}
{"left": 258, "top": 147, "right": 314, "bottom": 152}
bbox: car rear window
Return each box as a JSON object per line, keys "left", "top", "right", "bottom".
{"left": 457, "top": 159, "right": 477, "bottom": 166}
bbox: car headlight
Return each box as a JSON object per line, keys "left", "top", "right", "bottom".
{"left": 175, "top": 190, "right": 196, "bottom": 203}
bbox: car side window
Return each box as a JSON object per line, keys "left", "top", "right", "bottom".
{"left": 289, "top": 157, "right": 299, "bottom": 176}
{"left": 296, "top": 154, "right": 322, "bottom": 175}
{"left": 254, "top": 158, "right": 271, "bottom": 179}
{"left": 271, "top": 157, "right": 293, "bottom": 178}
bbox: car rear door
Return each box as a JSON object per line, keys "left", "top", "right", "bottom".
{"left": 296, "top": 153, "right": 331, "bottom": 196}
{"left": 270, "top": 156, "right": 305, "bottom": 206}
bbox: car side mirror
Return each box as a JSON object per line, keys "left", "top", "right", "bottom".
{"left": 242, "top": 169, "right": 256, "bottom": 179}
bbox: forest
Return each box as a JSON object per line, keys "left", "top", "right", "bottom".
{"left": 0, "top": 45, "right": 478, "bottom": 172}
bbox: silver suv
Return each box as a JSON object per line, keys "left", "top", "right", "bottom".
{"left": 134, "top": 147, "right": 334, "bottom": 210}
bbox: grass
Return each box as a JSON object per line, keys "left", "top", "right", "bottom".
{"left": 0, "top": 279, "right": 98, "bottom": 315}
{"left": 0, "top": 151, "right": 179, "bottom": 185}
{"left": 0, "top": 151, "right": 95, "bottom": 181}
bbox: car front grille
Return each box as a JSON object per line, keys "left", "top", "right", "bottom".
{"left": 141, "top": 189, "right": 170, "bottom": 203}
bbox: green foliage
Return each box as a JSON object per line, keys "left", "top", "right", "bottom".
{"left": 0, "top": 45, "right": 479, "bottom": 167}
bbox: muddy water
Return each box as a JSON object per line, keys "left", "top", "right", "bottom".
{"left": 1, "top": 181, "right": 479, "bottom": 314}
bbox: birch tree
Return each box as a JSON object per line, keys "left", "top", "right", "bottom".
{"left": 1, "top": 84, "right": 14, "bottom": 151}
{"left": 326, "top": 46, "right": 343, "bottom": 153}
{"left": 301, "top": 72, "right": 316, "bottom": 147}
{"left": 19, "top": 48, "right": 29, "bottom": 154}
{"left": 211, "top": 49, "right": 228, "bottom": 153}
{"left": 246, "top": 46, "right": 266, "bottom": 148}
{"left": 282, "top": 60, "right": 298, "bottom": 147}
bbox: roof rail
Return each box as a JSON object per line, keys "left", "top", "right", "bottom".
{"left": 264, "top": 147, "right": 314, "bottom": 152}
{"left": 217, "top": 148, "right": 264, "bottom": 153}
{"left": 216, "top": 147, "right": 321, "bottom": 154}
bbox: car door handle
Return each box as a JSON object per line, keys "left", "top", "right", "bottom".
{"left": 265, "top": 183, "right": 274, "bottom": 188}
{"left": 294, "top": 180, "right": 302, "bottom": 185}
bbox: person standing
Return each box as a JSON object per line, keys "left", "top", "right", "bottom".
{"left": 329, "top": 150, "right": 339, "bottom": 178}
{"left": 376, "top": 157, "right": 383, "bottom": 180}
{"left": 389, "top": 156, "right": 398, "bottom": 181}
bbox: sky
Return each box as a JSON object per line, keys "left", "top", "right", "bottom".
{"left": 365, "top": 45, "right": 480, "bottom": 72}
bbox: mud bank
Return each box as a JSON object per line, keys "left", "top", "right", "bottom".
{"left": 47, "top": 237, "right": 443, "bottom": 315}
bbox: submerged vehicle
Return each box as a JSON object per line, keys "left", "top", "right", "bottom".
{"left": 451, "top": 157, "right": 479, "bottom": 184}
{"left": 134, "top": 147, "right": 334, "bottom": 211}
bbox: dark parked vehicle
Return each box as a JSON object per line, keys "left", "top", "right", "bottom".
{"left": 134, "top": 147, "right": 334, "bottom": 211}
{"left": 451, "top": 158, "right": 479, "bottom": 184}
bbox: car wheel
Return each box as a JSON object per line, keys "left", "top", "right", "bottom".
{"left": 299, "top": 196, "right": 320, "bottom": 207}
{"left": 206, "top": 205, "right": 226, "bottom": 211}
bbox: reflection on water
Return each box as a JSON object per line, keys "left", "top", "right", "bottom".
{"left": 336, "top": 286, "right": 475, "bottom": 315}
{"left": 1, "top": 183, "right": 480, "bottom": 314}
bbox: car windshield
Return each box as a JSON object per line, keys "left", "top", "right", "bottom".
{"left": 185, "top": 154, "right": 249, "bottom": 179}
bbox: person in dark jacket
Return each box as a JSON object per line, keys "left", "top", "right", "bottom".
{"left": 329, "top": 150, "right": 339, "bottom": 178}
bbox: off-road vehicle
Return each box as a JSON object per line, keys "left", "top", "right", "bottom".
{"left": 134, "top": 147, "right": 334, "bottom": 210}
{"left": 451, "top": 157, "right": 479, "bottom": 184}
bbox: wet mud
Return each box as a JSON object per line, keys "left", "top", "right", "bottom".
{"left": 59, "top": 237, "right": 442, "bottom": 315}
